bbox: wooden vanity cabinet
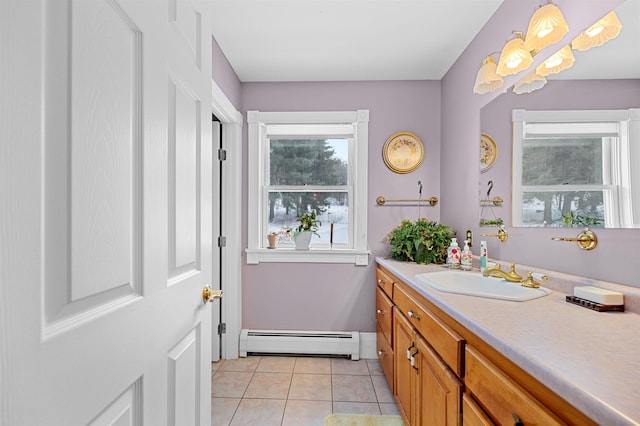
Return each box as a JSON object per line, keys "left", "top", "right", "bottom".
{"left": 462, "top": 393, "right": 494, "bottom": 426}
{"left": 465, "top": 345, "right": 565, "bottom": 426}
{"left": 376, "top": 287, "right": 394, "bottom": 388}
{"left": 394, "top": 308, "right": 418, "bottom": 425}
{"left": 393, "top": 307, "right": 463, "bottom": 426}
{"left": 375, "top": 268, "right": 395, "bottom": 389}
{"left": 376, "top": 264, "right": 597, "bottom": 426}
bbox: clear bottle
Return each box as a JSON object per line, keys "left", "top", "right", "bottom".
{"left": 447, "top": 238, "right": 461, "bottom": 269}
{"left": 461, "top": 239, "right": 473, "bottom": 271}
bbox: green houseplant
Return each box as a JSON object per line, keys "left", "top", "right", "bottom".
{"left": 293, "top": 210, "right": 321, "bottom": 250}
{"left": 386, "top": 219, "right": 455, "bottom": 264}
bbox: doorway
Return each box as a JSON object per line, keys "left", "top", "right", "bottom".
{"left": 211, "top": 82, "right": 243, "bottom": 360}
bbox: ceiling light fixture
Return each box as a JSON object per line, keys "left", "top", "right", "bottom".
{"left": 496, "top": 31, "right": 533, "bottom": 76}
{"left": 536, "top": 44, "right": 575, "bottom": 76}
{"left": 473, "top": 55, "right": 504, "bottom": 94}
{"left": 524, "top": 2, "right": 569, "bottom": 52}
{"left": 513, "top": 70, "right": 547, "bottom": 94}
{"left": 571, "top": 11, "right": 622, "bottom": 51}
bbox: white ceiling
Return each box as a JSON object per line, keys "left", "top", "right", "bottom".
{"left": 210, "top": 0, "right": 640, "bottom": 83}
{"left": 210, "top": 0, "right": 503, "bottom": 82}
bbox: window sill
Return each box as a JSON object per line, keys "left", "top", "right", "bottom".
{"left": 245, "top": 248, "right": 370, "bottom": 265}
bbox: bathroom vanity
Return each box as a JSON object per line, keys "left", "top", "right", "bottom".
{"left": 375, "top": 257, "right": 640, "bottom": 426}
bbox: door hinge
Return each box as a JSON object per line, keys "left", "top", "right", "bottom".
{"left": 218, "top": 148, "right": 227, "bottom": 161}
{"left": 218, "top": 236, "right": 226, "bottom": 247}
{"left": 218, "top": 323, "right": 226, "bottom": 335}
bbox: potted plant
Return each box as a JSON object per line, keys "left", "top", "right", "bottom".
{"left": 386, "top": 219, "right": 455, "bottom": 264}
{"left": 265, "top": 227, "right": 292, "bottom": 248}
{"left": 293, "top": 210, "right": 321, "bottom": 250}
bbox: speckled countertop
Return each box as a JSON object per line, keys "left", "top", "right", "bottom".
{"left": 376, "top": 257, "right": 640, "bottom": 426}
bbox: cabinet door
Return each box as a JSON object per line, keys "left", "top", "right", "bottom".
{"left": 416, "top": 335, "right": 463, "bottom": 426}
{"left": 394, "top": 308, "right": 417, "bottom": 426}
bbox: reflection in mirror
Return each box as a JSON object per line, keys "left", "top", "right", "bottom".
{"left": 512, "top": 109, "right": 640, "bottom": 228}
{"left": 479, "top": 0, "right": 640, "bottom": 229}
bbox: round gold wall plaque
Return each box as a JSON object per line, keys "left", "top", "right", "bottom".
{"left": 382, "top": 132, "right": 424, "bottom": 174}
{"left": 480, "top": 133, "right": 497, "bottom": 172}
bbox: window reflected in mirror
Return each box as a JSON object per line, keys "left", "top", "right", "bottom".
{"left": 512, "top": 109, "right": 640, "bottom": 228}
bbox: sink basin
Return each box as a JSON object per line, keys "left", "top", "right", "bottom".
{"left": 414, "top": 270, "right": 551, "bottom": 302}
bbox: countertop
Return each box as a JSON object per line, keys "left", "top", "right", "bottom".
{"left": 376, "top": 257, "right": 640, "bottom": 426}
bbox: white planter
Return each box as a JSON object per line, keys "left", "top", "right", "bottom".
{"left": 294, "top": 232, "right": 313, "bottom": 250}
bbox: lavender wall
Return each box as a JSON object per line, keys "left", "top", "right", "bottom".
{"left": 212, "top": 36, "right": 242, "bottom": 110}
{"left": 441, "top": 0, "right": 638, "bottom": 287}
{"left": 209, "top": 0, "right": 637, "bottom": 338}
{"left": 240, "top": 81, "right": 441, "bottom": 331}
{"left": 480, "top": 78, "right": 640, "bottom": 224}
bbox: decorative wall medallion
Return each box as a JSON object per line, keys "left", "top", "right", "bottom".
{"left": 480, "top": 133, "right": 497, "bottom": 173}
{"left": 382, "top": 132, "right": 424, "bottom": 174}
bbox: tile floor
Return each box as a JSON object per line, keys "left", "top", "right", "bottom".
{"left": 211, "top": 355, "right": 400, "bottom": 426}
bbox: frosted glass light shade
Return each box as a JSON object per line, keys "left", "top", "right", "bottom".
{"left": 496, "top": 35, "right": 533, "bottom": 76}
{"left": 524, "top": 3, "right": 569, "bottom": 52}
{"left": 536, "top": 45, "right": 575, "bottom": 77}
{"left": 572, "top": 11, "right": 622, "bottom": 51}
{"left": 473, "top": 56, "right": 504, "bottom": 94}
{"left": 513, "top": 71, "right": 547, "bottom": 94}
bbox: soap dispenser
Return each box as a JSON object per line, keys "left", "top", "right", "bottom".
{"left": 447, "top": 238, "right": 461, "bottom": 269}
{"left": 461, "top": 239, "right": 473, "bottom": 271}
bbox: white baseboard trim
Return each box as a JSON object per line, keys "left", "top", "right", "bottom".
{"left": 359, "top": 332, "right": 377, "bottom": 359}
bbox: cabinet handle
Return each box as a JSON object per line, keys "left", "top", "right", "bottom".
{"left": 512, "top": 413, "right": 524, "bottom": 426}
{"left": 406, "top": 342, "right": 415, "bottom": 360}
{"left": 377, "top": 349, "right": 386, "bottom": 357}
{"left": 376, "top": 309, "right": 384, "bottom": 315}
{"left": 408, "top": 310, "right": 421, "bottom": 320}
{"left": 377, "top": 278, "right": 385, "bottom": 285}
{"left": 410, "top": 349, "right": 419, "bottom": 372}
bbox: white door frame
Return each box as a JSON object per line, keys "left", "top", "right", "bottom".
{"left": 211, "top": 80, "right": 243, "bottom": 359}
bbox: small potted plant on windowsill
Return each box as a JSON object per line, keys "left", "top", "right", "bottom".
{"left": 293, "top": 210, "right": 321, "bottom": 250}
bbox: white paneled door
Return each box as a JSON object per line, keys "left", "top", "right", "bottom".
{"left": 1, "top": 1, "right": 216, "bottom": 425}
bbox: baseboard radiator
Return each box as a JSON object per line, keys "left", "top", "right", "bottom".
{"left": 239, "top": 329, "right": 360, "bottom": 360}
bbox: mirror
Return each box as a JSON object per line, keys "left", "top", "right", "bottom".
{"left": 479, "top": 0, "right": 640, "bottom": 228}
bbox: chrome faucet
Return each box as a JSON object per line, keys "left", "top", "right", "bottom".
{"left": 482, "top": 262, "right": 523, "bottom": 283}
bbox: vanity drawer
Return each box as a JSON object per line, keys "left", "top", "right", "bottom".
{"left": 376, "top": 286, "right": 393, "bottom": 342}
{"left": 376, "top": 267, "right": 394, "bottom": 299}
{"left": 462, "top": 393, "right": 494, "bottom": 426}
{"left": 376, "top": 323, "right": 394, "bottom": 390}
{"left": 394, "top": 283, "right": 465, "bottom": 376}
{"left": 465, "top": 345, "right": 565, "bottom": 426}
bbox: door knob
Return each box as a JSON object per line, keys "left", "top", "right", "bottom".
{"left": 202, "top": 285, "right": 223, "bottom": 303}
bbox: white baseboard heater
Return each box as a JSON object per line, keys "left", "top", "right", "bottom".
{"left": 239, "top": 329, "right": 360, "bottom": 360}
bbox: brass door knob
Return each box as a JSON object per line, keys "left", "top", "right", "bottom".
{"left": 202, "top": 285, "right": 223, "bottom": 303}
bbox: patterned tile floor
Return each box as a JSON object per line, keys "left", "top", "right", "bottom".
{"left": 211, "top": 356, "right": 400, "bottom": 426}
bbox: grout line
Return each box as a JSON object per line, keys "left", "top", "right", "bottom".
{"left": 214, "top": 356, "right": 397, "bottom": 425}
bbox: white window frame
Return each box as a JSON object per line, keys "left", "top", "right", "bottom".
{"left": 245, "top": 110, "right": 370, "bottom": 264}
{"left": 512, "top": 109, "right": 639, "bottom": 228}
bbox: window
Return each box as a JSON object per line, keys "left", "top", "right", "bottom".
{"left": 512, "top": 109, "right": 639, "bottom": 228}
{"left": 246, "top": 111, "right": 370, "bottom": 264}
